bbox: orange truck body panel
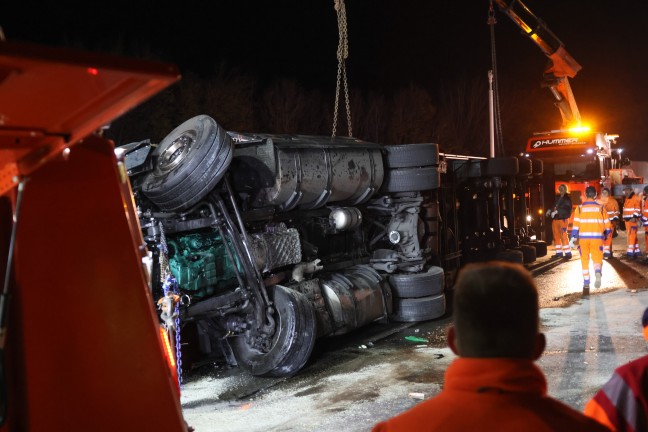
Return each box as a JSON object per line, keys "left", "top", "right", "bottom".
{"left": 525, "top": 132, "right": 605, "bottom": 159}
{"left": 0, "top": 41, "right": 188, "bottom": 430}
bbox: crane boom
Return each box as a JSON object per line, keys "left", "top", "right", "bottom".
{"left": 494, "top": 0, "right": 582, "bottom": 128}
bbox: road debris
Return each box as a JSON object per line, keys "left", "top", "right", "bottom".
{"left": 405, "top": 336, "right": 428, "bottom": 343}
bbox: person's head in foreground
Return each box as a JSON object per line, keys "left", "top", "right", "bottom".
{"left": 373, "top": 262, "right": 610, "bottom": 432}
{"left": 448, "top": 260, "right": 544, "bottom": 359}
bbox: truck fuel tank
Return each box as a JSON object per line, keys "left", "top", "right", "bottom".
{"left": 230, "top": 135, "right": 384, "bottom": 211}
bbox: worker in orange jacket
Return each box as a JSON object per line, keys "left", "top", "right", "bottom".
{"left": 642, "top": 185, "right": 648, "bottom": 263}
{"left": 622, "top": 185, "right": 643, "bottom": 258}
{"left": 570, "top": 187, "right": 611, "bottom": 294}
{"left": 598, "top": 188, "right": 620, "bottom": 259}
{"left": 373, "top": 262, "right": 609, "bottom": 432}
{"left": 548, "top": 184, "right": 573, "bottom": 259}
{"left": 584, "top": 306, "right": 648, "bottom": 431}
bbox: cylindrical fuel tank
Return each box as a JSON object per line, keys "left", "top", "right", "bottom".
{"left": 251, "top": 141, "right": 384, "bottom": 211}
{"left": 319, "top": 265, "right": 391, "bottom": 336}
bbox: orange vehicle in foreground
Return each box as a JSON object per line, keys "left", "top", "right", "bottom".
{"left": 0, "top": 41, "right": 189, "bottom": 430}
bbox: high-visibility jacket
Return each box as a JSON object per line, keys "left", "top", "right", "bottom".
{"left": 572, "top": 201, "right": 611, "bottom": 240}
{"left": 601, "top": 197, "right": 620, "bottom": 222}
{"left": 623, "top": 193, "right": 642, "bottom": 221}
{"left": 642, "top": 196, "right": 648, "bottom": 227}
{"left": 584, "top": 354, "right": 648, "bottom": 431}
{"left": 373, "top": 358, "right": 610, "bottom": 432}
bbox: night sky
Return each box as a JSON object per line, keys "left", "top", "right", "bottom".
{"left": 3, "top": 0, "right": 647, "bottom": 159}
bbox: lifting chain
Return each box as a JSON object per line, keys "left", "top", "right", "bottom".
{"left": 158, "top": 222, "right": 183, "bottom": 387}
{"left": 488, "top": 0, "right": 505, "bottom": 156}
{"left": 332, "top": 0, "right": 352, "bottom": 138}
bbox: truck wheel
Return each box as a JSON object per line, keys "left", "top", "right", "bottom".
{"left": 528, "top": 240, "right": 547, "bottom": 257}
{"left": 382, "top": 166, "right": 440, "bottom": 192}
{"left": 390, "top": 294, "right": 446, "bottom": 322}
{"left": 231, "top": 285, "right": 316, "bottom": 377}
{"left": 384, "top": 143, "right": 439, "bottom": 168}
{"left": 517, "top": 157, "right": 532, "bottom": 176}
{"left": 495, "top": 249, "right": 524, "bottom": 264}
{"left": 517, "top": 245, "right": 537, "bottom": 263}
{"left": 141, "top": 115, "right": 233, "bottom": 211}
{"left": 466, "top": 160, "right": 483, "bottom": 178}
{"left": 484, "top": 157, "right": 518, "bottom": 177}
{"left": 389, "top": 266, "right": 444, "bottom": 298}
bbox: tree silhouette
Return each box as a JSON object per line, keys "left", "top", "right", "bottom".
{"left": 107, "top": 63, "right": 506, "bottom": 159}
{"left": 387, "top": 83, "right": 438, "bottom": 145}
{"left": 433, "top": 75, "right": 490, "bottom": 156}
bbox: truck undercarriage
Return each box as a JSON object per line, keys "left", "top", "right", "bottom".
{"left": 126, "top": 114, "right": 546, "bottom": 377}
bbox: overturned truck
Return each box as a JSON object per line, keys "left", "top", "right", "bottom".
{"left": 125, "top": 115, "right": 546, "bottom": 377}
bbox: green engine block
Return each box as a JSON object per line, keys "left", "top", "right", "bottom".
{"left": 167, "top": 231, "right": 238, "bottom": 298}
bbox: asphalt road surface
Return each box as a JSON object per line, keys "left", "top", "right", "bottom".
{"left": 181, "top": 235, "right": 648, "bottom": 431}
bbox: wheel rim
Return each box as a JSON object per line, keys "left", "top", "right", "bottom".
{"left": 157, "top": 131, "right": 196, "bottom": 174}
{"left": 231, "top": 286, "right": 316, "bottom": 377}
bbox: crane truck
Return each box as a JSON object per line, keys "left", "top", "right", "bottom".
{"left": 494, "top": 0, "right": 643, "bottom": 239}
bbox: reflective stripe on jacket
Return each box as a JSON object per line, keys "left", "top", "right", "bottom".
{"left": 603, "top": 197, "right": 620, "bottom": 221}
{"left": 584, "top": 354, "right": 648, "bottom": 432}
{"left": 623, "top": 194, "right": 642, "bottom": 220}
{"left": 572, "top": 201, "right": 611, "bottom": 239}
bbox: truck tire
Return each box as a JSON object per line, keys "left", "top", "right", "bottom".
{"left": 141, "top": 115, "right": 233, "bottom": 211}
{"left": 484, "top": 157, "right": 518, "bottom": 177}
{"left": 517, "top": 157, "right": 532, "bottom": 176}
{"left": 389, "top": 266, "right": 444, "bottom": 298}
{"left": 466, "top": 160, "right": 483, "bottom": 178}
{"left": 384, "top": 143, "right": 439, "bottom": 168}
{"left": 382, "top": 166, "right": 440, "bottom": 192}
{"left": 231, "top": 285, "right": 316, "bottom": 377}
{"left": 517, "top": 244, "right": 537, "bottom": 264}
{"left": 528, "top": 240, "right": 548, "bottom": 257}
{"left": 391, "top": 294, "right": 446, "bottom": 322}
{"left": 495, "top": 249, "right": 524, "bottom": 264}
